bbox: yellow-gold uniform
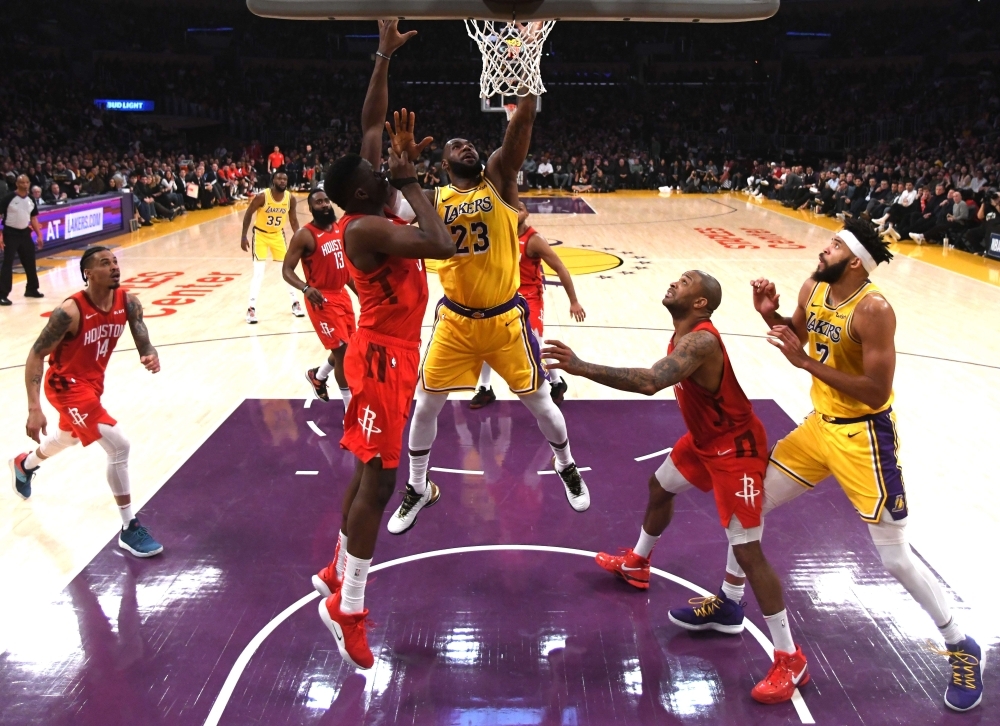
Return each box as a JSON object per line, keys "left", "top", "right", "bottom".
{"left": 769, "top": 280, "right": 907, "bottom": 523}
{"left": 252, "top": 188, "right": 291, "bottom": 262}
{"left": 420, "top": 178, "right": 545, "bottom": 394}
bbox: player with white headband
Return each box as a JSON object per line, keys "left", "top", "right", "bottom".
{"left": 666, "top": 218, "right": 984, "bottom": 712}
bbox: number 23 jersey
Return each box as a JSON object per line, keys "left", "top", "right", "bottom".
{"left": 434, "top": 178, "right": 519, "bottom": 309}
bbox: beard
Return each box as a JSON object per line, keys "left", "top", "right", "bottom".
{"left": 811, "top": 257, "right": 850, "bottom": 284}
{"left": 311, "top": 207, "right": 336, "bottom": 226}
{"left": 447, "top": 157, "right": 483, "bottom": 178}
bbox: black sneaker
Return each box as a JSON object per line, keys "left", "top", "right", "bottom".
{"left": 0, "top": 298, "right": 11, "bottom": 306}
{"left": 24, "top": 290, "right": 44, "bottom": 298}
{"left": 550, "top": 379, "right": 568, "bottom": 405}
{"left": 469, "top": 386, "right": 496, "bottom": 409}
{"left": 306, "top": 367, "right": 330, "bottom": 402}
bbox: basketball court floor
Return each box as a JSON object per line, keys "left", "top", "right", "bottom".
{"left": 1, "top": 192, "right": 998, "bottom": 724}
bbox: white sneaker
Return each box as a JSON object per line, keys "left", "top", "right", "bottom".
{"left": 387, "top": 481, "right": 441, "bottom": 535}
{"left": 555, "top": 462, "right": 590, "bottom": 512}
{"left": 885, "top": 224, "right": 901, "bottom": 241}
{"left": 910, "top": 232, "right": 925, "bottom": 244}
{"left": 291, "top": 301, "right": 305, "bottom": 317}
{"left": 246, "top": 307, "right": 257, "bottom": 324}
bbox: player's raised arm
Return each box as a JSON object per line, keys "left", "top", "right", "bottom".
{"left": 527, "top": 232, "right": 585, "bottom": 321}
{"left": 752, "top": 277, "right": 811, "bottom": 343}
{"left": 486, "top": 91, "right": 538, "bottom": 205}
{"left": 542, "top": 331, "right": 719, "bottom": 396}
{"left": 360, "top": 20, "right": 417, "bottom": 167}
{"left": 24, "top": 300, "right": 79, "bottom": 441}
{"left": 240, "top": 193, "right": 265, "bottom": 251}
{"left": 125, "top": 293, "right": 160, "bottom": 373}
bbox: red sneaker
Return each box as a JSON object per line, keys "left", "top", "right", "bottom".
{"left": 595, "top": 548, "right": 650, "bottom": 590}
{"left": 751, "top": 645, "right": 809, "bottom": 704}
{"left": 318, "top": 591, "right": 374, "bottom": 670}
{"left": 312, "top": 560, "right": 341, "bottom": 598}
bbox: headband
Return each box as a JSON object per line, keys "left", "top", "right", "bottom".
{"left": 837, "top": 230, "right": 878, "bottom": 273}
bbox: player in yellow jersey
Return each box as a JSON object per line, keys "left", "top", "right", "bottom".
{"left": 383, "top": 71, "right": 590, "bottom": 536}
{"left": 240, "top": 171, "right": 302, "bottom": 323}
{"left": 691, "top": 219, "right": 982, "bottom": 712}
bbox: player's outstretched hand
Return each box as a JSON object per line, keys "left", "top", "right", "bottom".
{"left": 751, "top": 277, "right": 780, "bottom": 317}
{"left": 386, "top": 108, "right": 433, "bottom": 161}
{"left": 141, "top": 353, "right": 161, "bottom": 374}
{"left": 388, "top": 147, "right": 416, "bottom": 181}
{"left": 569, "top": 302, "right": 586, "bottom": 322}
{"left": 541, "top": 339, "right": 584, "bottom": 375}
{"left": 766, "top": 326, "right": 809, "bottom": 368}
{"left": 240, "top": 237, "right": 250, "bottom": 252}
{"left": 26, "top": 410, "right": 47, "bottom": 443}
{"left": 377, "top": 19, "right": 417, "bottom": 56}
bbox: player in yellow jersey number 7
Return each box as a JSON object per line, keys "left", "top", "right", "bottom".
{"left": 385, "top": 82, "right": 590, "bottom": 535}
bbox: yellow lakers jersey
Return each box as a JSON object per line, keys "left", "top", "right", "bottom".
{"left": 434, "top": 179, "right": 519, "bottom": 309}
{"left": 805, "top": 280, "right": 894, "bottom": 418}
{"left": 254, "top": 189, "right": 290, "bottom": 236}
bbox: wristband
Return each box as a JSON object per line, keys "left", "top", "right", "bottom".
{"left": 375, "top": 51, "right": 391, "bottom": 61}
{"left": 302, "top": 284, "right": 310, "bottom": 293}
{"left": 389, "top": 176, "right": 418, "bottom": 190}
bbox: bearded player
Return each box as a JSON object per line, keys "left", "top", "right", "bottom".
{"left": 282, "top": 189, "right": 356, "bottom": 410}
{"left": 471, "top": 200, "right": 586, "bottom": 408}
{"left": 544, "top": 271, "right": 809, "bottom": 705}
{"left": 713, "top": 218, "right": 981, "bottom": 712}
{"left": 240, "top": 171, "right": 303, "bottom": 324}
{"left": 9, "top": 246, "right": 163, "bottom": 557}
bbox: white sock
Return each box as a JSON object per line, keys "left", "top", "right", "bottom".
{"left": 408, "top": 453, "right": 430, "bottom": 494}
{"left": 341, "top": 553, "right": 371, "bottom": 615}
{"left": 633, "top": 527, "right": 659, "bottom": 559}
{"left": 289, "top": 288, "right": 298, "bottom": 303}
{"left": 939, "top": 617, "right": 965, "bottom": 646}
{"left": 24, "top": 451, "right": 42, "bottom": 469}
{"left": 548, "top": 365, "right": 562, "bottom": 384}
{"left": 335, "top": 531, "right": 348, "bottom": 580}
{"left": 764, "top": 609, "right": 795, "bottom": 654}
{"left": 550, "top": 440, "right": 574, "bottom": 471}
{"left": 478, "top": 364, "right": 492, "bottom": 389}
{"left": 317, "top": 361, "right": 334, "bottom": 380}
{"left": 249, "top": 260, "right": 266, "bottom": 306}
{"left": 339, "top": 387, "right": 352, "bottom": 408}
{"left": 721, "top": 580, "right": 745, "bottom": 602}
{"left": 119, "top": 502, "right": 134, "bottom": 528}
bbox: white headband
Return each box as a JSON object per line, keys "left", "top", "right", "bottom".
{"left": 837, "top": 230, "right": 878, "bottom": 273}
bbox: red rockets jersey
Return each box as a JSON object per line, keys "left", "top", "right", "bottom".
{"left": 301, "top": 222, "right": 351, "bottom": 292}
{"left": 517, "top": 226, "right": 544, "bottom": 297}
{"left": 47, "top": 288, "right": 129, "bottom": 396}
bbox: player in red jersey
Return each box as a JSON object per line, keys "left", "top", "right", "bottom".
{"left": 309, "top": 28, "right": 454, "bottom": 667}
{"left": 470, "top": 201, "right": 586, "bottom": 408}
{"left": 543, "top": 270, "right": 809, "bottom": 705}
{"left": 282, "top": 189, "right": 357, "bottom": 411}
{"left": 9, "top": 247, "right": 164, "bottom": 557}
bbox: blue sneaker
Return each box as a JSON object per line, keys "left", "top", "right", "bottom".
{"left": 9, "top": 453, "right": 38, "bottom": 500}
{"left": 119, "top": 518, "right": 164, "bottom": 557}
{"left": 668, "top": 590, "right": 746, "bottom": 634}
{"left": 936, "top": 637, "right": 985, "bottom": 712}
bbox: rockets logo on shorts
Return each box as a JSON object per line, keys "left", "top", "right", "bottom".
{"left": 735, "top": 473, "right": 760, "bottom": 508}
{"left": 358, "top": 405, "right": 382, "bottom": 442}
{"left": 320, "top": 322, "right": 333, "bottom": 338}
{"left": 68, "top": 407, "right": 89, "bottom": 427}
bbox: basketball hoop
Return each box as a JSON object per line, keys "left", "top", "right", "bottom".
{"left": 465, "top": 19, "right": 555, "bottom": 98}
{"left": 503, "top": 103, "right": 518, "bottom": 120}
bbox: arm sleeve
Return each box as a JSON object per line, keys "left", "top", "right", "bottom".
{"left": 389, "top": 191, "right": 417, "bottom": 223}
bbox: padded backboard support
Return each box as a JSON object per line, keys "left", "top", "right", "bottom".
{"left": 246, "top": 0, "right": 780, "bottom": 22}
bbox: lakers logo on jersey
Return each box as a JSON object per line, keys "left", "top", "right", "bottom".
{"left": 442, "top": 196, "right": 494, "bottom": 224}
{"left": 255, "top": 189, "right": 290, "bottom": 235}
{"left": 805, "top": 312, "right": 842, "bottom": 342}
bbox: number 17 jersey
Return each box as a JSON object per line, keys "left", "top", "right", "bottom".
{"left": 434, "top": 178, "right": 520, "bottom": 309}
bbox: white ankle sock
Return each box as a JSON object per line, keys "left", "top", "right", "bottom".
{"left": 118, "top": 502, "right": 134, "bottom": 529}
{"left": 478, "top": 364, "right": 492, "bottom": 389}
{"left": 335, "top": 531, "right": 348, "bottom": 580}
{"left": 939, "top": 617, "right": 965, "bottom": 646}
{"left": 550, "top": 440, "right": 574, "bottom": 471}
{"left": 764, "top": 609, "right": 795, "bottom": 654}
{"left": 288, "top": 289, "right": 299, "bottom": 303}
{"left": 341, "top": 554, "right": 371, "bottom": 614}
{"left": 408, "top": 453, "right": 430, "bottom": 494}
{"left": 249, "top": 260, "right": 266, "bottom": 306}
{"left": 721, "top": 580, "right": 745, "bottom": 602}
{"left": 24, "top": 451, "right": 42, "bottom": 469}
{"left": 340, "top": 387, "right": 352, "bottom": 408}
{"left": 317, "top": 361, "right": 334, "bottom": 380}
{"left": 633, "top": 527, "right": 659, "bottom": 559}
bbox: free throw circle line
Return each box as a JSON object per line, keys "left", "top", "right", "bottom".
{"left": 202, "top": 544, "right": 814, "bottom": 725}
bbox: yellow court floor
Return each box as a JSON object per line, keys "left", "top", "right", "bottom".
{"left": 2, "top": 191, "right": 999, "bottom": 651}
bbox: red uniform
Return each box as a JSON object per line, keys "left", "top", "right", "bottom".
{"left": 301, "top": 222, "right": 356, "bottom": 350}
{"left": 44, "top": 288, "right": 129, "bottom": 446}
{"left": 517, "top": 226, "right": 545, "bottom": 334}
{"left": 668, "top": 321, "right": 768, "bottom": 528}
{"left": 338, "top": 212, "right": 428, "bottom": 468}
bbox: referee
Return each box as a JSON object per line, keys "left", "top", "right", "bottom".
{"left": 0, "top": 174, "right": 45, "bottom": 306}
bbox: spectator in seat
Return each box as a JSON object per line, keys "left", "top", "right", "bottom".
{"left": 42, "top": 182, "right": 67, "bottom": 205}
{"left": 616, "top": 157, "right": 631, "bottom": 190}
{"left": 961, "top": 190, "right": 1000, "bottom": 254}
{"left": 30, "top": 186, "right": 44, "bottom": 208}
{"left": 553, "top": 157, "right": 572, "bottom": 190}
{"left": 919, "top": 190, "right": 970, "bottom": 244}
{"left": 536, "top": 156, "right": 554, "bottom": 189}
{"left": 521, "top": 155, "right": 538, "bottom": 189}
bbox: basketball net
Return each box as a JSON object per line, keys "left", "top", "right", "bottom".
{"left": 465, "top": 19, "right": 555, "bottom": 99}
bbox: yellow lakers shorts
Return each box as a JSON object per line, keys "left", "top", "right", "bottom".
{"left": 253, "top": 229, "right": 286, "bottom": 262}
{"left": 769, "top": 409, "right": 907, "bottom": 524}
{"left": 420, "top": 297, "right": 545, "bottom": 395}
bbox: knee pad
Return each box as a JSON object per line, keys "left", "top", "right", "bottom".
{"left": 40, "top": 427, "right": 80, "bottom": 457}
{"left": 653, "top": 456, "right": 694, "bottom": 495}
{"left": 725, "top": 516, "right": 763, "bottom": 547}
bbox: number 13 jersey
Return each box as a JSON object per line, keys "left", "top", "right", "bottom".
{"left": 434, "top": 178, "right": 519, "bottom": 309}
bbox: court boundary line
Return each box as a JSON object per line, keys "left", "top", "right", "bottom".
{"left": 201, "top": 544, "right": 814, "bottom": 726}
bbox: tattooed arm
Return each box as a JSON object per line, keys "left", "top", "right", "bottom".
{"left": 25, "top": 301, "right": 78, "bottom": 442}
{"left": 542, "top": 331, "right": 719, "bottom": 396}
{"left": 127, "top": 293, "right": 160, "bottom": 373}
